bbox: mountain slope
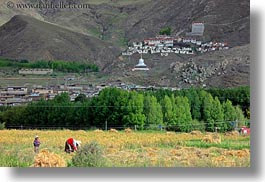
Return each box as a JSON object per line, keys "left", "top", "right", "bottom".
{"left": 0, "top": 15, "right": 119, "bottom": 69}
{"left": 0, "top": 0, "right": 43, "bottom": 26}
{"left": 110, "top": 44, "right": 249, "bottom": 88}
{"left": 123, "top": 0, "right": 249, "bottom": 47}
{"left": 0, "top": 0, "right": 249, "bottom": 48}
{"left": 0, "top": 1, "right": 250, "bottom": 88}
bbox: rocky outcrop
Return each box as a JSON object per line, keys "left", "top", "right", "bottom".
{"left": 169, "top": 44, "right": 249, "bottom": 88}
{"left": 171, "top": 59, "right": 229, "bottom": 86}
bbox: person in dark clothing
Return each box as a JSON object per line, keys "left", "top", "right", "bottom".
{"left": 33, "top": 135, "right": 41, "bottom": 153}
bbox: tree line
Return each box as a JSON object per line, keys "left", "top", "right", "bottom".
{"left": 0, "top": 58, "right": 99, "bottom": 73}
{"left": 0, "top": 86, "right": 250, "bottom": 132}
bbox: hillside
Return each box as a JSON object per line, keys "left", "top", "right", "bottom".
{"left": 0, "top": 0, "right": 43, "bottom": 25}
{"left": 0, "top": 0, "right": 249, "bottom": 48}
{"left": 110, "top": 44, "right": 249, "bottom": 88}
{"left": 0, "top": 0, "right": 150, "bottom": 48}
{"left": 0, "top": 15, "right": 119, "bottom": 70}
{"left": 0, "top": 0, "right": 250, "bottom": 88}
{"left": 123, "top": 0, "right": 249, "bottom": 47}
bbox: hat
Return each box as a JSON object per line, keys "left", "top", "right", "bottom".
{"left": 76, "top": 140, "right": 81, "bottom": 147}
{"left": 35, "top": 135, "right": 39, "bottom": 138}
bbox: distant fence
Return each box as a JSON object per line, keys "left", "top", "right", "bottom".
{"left": 5, "top": 125, "right": 134, "bottom": 131}
{"left": 5, "top": 121, "right": 250, "bottom": 131}
{"left": 5, "top": 124, "right": 162, "bottom": 131}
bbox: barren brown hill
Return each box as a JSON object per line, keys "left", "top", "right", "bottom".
{"left": 0, "top": 0, "right": 249, "bottom": 48}
{"left": 32, "top": 0, "right": 250, "bottom": 48}
{"left": 123, "top": 0, "right": 249, "bottom": 47}
{"left": 110, "top": 44, "right": 249, "bottom": 88}
{"left": 0, "top": 15, "right": 120, "bottom": 70}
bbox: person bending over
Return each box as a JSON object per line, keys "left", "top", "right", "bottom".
{"left": 64, "top": 137, "right": 81, "bottom": 153}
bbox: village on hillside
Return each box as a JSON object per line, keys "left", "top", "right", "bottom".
{"left": 122, "top": 23, "right": 229, "bottom": 58}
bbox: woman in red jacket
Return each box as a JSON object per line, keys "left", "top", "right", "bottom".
{"left": 64, "top": 138, "right": 81, "bottom": 153}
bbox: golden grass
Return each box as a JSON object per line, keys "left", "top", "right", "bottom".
{"left": 190, "top": 130, "right": 202, "bottom": 135}
{"left": 109, "top": 128, "right": 118, "bottom": 133}
{"left": 225, "top": 130, "right": 240, "bottom": 136}
{"left": 0, "top": 129, "right": 250, "bottom": 167}
{"left": 33, "top": 149, "right": 66, "bottom": 167}
{"left": 202, "top": 133, "right": 221, "bottom": 144}
{"left": 124, "top": 128, "right": 133, "bottom": 133}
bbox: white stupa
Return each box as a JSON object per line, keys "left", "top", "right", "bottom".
{"left": 132, "top": 54, "right": 149, "bottom": 71}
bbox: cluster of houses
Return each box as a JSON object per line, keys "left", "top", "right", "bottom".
{"left": 122, "top": 35, "right": 229, "bottom": 57}
{"left": 0, "top": 79, "right": 176, "bottom": 106}
{"left": 0, "top": 84, "right": 103, "bottom": 106}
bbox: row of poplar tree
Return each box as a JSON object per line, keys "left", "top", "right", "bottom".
{"left": 0, "top": 86, "right": 249, "bottom": 132}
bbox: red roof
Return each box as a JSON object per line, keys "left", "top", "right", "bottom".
{"left": 144, "top": 38, "right": 175, "bottom": 41}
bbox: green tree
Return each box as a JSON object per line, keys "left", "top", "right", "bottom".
{"left": 161, "top": 95, "right": 177, "bottom": 130}
{"left": 180, "top": 88, "right": 202, "bottom": 120}
{"left": 212, "top": 97, "right": 224, "bottom": 132}
{"left": 235, "top": 105, "right": 246, "bottom": 127}
{"left": 123, "top": 91, "right": 146, "bottom": 130}
{"left": 159, "top": 27, "right": 171, "bottom": 35}
{"left": 91, "top": 88, "right": 126, "bottom": 127}
{"left": 144, "top": 95, "right": 163, "bottom": 129}
{"left": 21, "top": 99, "right": 51, "bottom": 127}
{"left": 0, "top": 106, "right": 26, "bottom": 127}
{"left": 108, "top": 88, "right": 130, "bottom": 127}
{"left": 0, "top": 122, "right": 5, "bottom": 130}
{"left": 75, "top": 94, "right": 88, "bottom": 103}
{"left": 49, "top": 93, "right": 74, "bottom": 127}
{"left": 53, "top": 92, "right": 71, "bottom": 104}
{"left": 202, "top": 93, "right": 225, "bottom": 132}
{"left": 202, "top": 93, "right": 215, "bottom": 131}
{"left": 207, "top": 86, "right": 250, "bottom": 117}
{"left": 223, "top": 100, "right": 237, "bottom": 131}
{"left": 90, "top": 89, "right": 110, "bottom": 127}
{"left": 71, "top": 102, "right": 91, "bottom": 128}
{"left": 175, "top": 96, "right": 193, "bottom": 132}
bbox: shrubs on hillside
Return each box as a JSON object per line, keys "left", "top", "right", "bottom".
{"left": 0, "top": 58, "right": 99, "bottom": 73}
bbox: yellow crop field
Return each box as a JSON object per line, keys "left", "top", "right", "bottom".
{"left": 0, "top": 129, "right": 250, "bottom": 167}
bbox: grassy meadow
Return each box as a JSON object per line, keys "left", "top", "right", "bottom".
{"left": 0, "top": 129, "right": 250, "bottom": 167}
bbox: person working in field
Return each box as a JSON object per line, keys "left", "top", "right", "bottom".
{"left": 64, "top": 138, "right": 81, "bottom": 153}
{"left": 33, "top": 135, "right": 41, "bottom": 153}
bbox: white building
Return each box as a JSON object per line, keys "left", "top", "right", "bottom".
{"left": 144, "top": 38, "right": 161, "bottom": 46}
{"left": 191, "top": 23, "right": 205, "bottom": 36}
{"left": 132, "top": 55, "right": 149, "bottom": 71}
{"left": 18, "top": 69, "right": 53, "bottom": 75}
{"left": 133, "top": 42, "right": 143, "bottom": 48}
